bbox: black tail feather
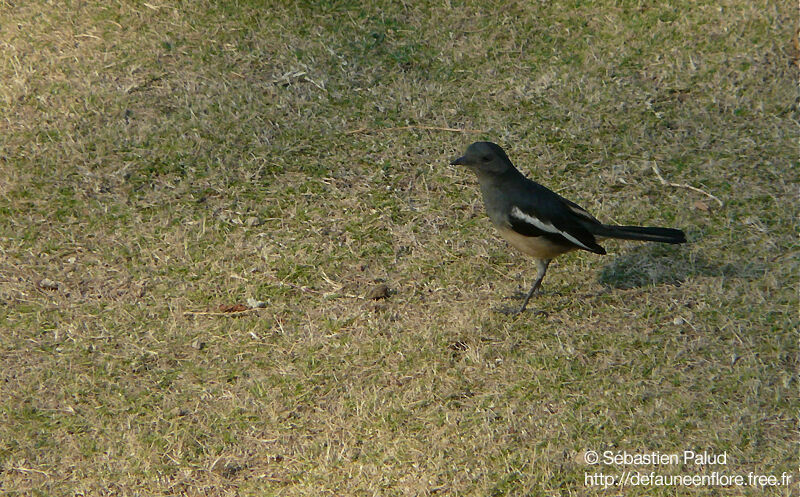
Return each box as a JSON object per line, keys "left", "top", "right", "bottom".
{"left": 594, "top": 225, "right": 687, "bottom": 244}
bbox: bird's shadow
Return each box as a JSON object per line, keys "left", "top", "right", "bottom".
{"left": 597, "top": 244, "right": 763, "bottom": 290}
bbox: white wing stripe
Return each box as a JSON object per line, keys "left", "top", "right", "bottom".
{"left": 510, "top": 206, "right": 592, "bottom": 251}
{"left": 511, "top": 206, "right": 558, "bottom": 233}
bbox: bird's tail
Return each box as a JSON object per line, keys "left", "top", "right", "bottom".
{"left": 593, "top": 225, "right": 687, "bottom": 244}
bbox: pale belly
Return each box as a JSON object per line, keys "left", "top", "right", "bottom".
{"left": 497, "top": 227, "right": 578, "bottom": 259}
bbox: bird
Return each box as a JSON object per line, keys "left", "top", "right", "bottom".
{"left": 451, "top": 141, "right": 687, "bottom": 314}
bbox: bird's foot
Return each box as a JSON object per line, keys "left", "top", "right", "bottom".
{"left": 494, "top": 305, "right": 548, "bottom": 317}
{"left": 494, "top": 305, "right": 521, "bottom": 316}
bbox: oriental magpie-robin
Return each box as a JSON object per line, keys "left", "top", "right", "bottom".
{"left": 452, "top": 141, "right": 687, "bottom": 314}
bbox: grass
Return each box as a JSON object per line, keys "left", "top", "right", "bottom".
{"left": 0, "top": 0, "right": 797, "bottom": 495}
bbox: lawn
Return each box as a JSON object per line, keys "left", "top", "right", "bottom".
{"left": 0, "top": 1, "right": 797, "bottom": 495}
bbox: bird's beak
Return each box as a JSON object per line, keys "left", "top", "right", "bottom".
{"left": 450, "top": 156, "right": 466, "bottom": 166}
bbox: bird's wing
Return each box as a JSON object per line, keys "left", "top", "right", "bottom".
{"left": 556, "top": 194, "right": 602, "bottom": 224}
{"left": 506, "top": 182, "right": 606, "bottom": 255}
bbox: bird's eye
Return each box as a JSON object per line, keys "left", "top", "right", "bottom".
{"left": 481, "top": 155, "right": 491, "bottom": 162}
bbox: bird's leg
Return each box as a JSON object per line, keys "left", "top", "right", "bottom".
{"left": 517, "top": 259, "right": 551, "bottom": 314}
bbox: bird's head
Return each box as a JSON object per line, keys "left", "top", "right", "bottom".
{"left": 450, "top": 141, "right": 513, "bottom": 176}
